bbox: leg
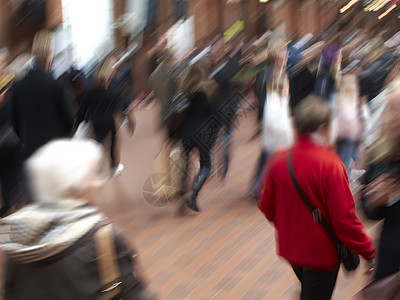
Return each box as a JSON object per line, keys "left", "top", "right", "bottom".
{"left": 251, "top": 150, "right": 269, "bottom": 197}
{"left": 336, "top": 140, "right": 352, "bottom": 172}
{"left": 178, "top": 144, "right": 191, "bottom": 195}
{"left": 291, "top": 265, "right": 304, "bottom": 283}
{"left": 300, "top": 268, "right": 339, "bottom": 300}
{"left": 186, "top": 148, "right": 212, "bottom": 212}
{"left": 222, "top": 128, "right": 233, "bottom": 179}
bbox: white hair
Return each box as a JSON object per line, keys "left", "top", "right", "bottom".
{"left": 26, "top": 139, "right": 104, "bottom": 203}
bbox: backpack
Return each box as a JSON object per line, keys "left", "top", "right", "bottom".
{"left": 162, "top": 92, "right": 190, "bottom": 138}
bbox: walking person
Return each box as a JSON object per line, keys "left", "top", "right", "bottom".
{"left": 0, "top": 139, "right": 153, "bottom": 299}
{"left": 0, "top": 50, "right": 25, "bottom": 217}
{"left": 335, "top": 74, "right": 362, "bottom": 172}
{"left": 10, "top": 30, "right": 74, "bottom": 161}
{"left": 251, "top": 41, "right": 292, "bottom": 197}
{"left": 361, "top": 78, "right": 400, "bottom": 282}
{"left": 177, "top": 64, "right": 218, "bottom": 213}
{"left": 259, "top": 96, "right": 375, "bottom": 300}
{"left": 76, "top": 56, "right": 124, "bottom": 176}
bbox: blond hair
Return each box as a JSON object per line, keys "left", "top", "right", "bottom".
{"left": 32, "top": 30, "right": 54, "bottom": 70}
{"left": 94, "top": 56, "right": 117, "bottom": 89}
{"left": 369, "top": 78, "right": 400, "bottom": 163}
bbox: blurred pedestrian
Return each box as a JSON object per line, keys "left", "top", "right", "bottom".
{"left": 336, "top": 74, "right": 362, "bottom": 172}
{"left": 177, "top": 64, "right": 219, "bottom": 213}
{"left": 10, "top": 30, "right": 74, "bottom": 161}
{"left": 362, "top": 78, "right": 400, "bottom": 281}
{"left": 0, "top": 139, "right": 153, "bottom": 299}
{"left": 76, "top": 56, "right": 124, "bottom": 176}
{"left": 0, "top": 50, "right": 25, "bottom": 217}
{"left": 259, "top": 96, "right": 375, "bottom": 300}
{"left": 251, "top": 41, "right": 292, "bottom": 197}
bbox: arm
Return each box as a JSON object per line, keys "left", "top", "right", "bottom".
{"left": 324, "top": 160, "right": 375, "bottom": 260}
{"left": 361, "top": 167, "right": 392, "bottom": 220}
{"left": 258, "top": 159, "right": 276, "bottom": 223}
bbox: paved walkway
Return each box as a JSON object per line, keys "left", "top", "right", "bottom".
{"left": 102, "top": 101, "right": 379, "bottom": 300}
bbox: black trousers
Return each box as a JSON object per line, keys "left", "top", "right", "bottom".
{"left": 291, "top": 265, "right": 339, "bottom": 300}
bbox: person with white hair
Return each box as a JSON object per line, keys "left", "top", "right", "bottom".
{"left": 0, "top": 139, "right": 152, "bottom": 300}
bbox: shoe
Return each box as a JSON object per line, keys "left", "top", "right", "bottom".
{"left": 186, "top": 196, "right": 200, "bottom": 212}
{"left": 113, "top": 163, "right": 124, "bottom": 178}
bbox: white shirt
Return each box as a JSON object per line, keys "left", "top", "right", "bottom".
{"left": 262, "top": 91, "right": 293, "bottom": 152}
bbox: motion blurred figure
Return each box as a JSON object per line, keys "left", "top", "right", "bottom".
{"left": 259, "top": 96, "right": 375, "bottom": 300}
{"left": 362, "top": 79, "right": 400, "bottom": 281}
{"left": 10, "top": 30, "right": 74, "bottom": 160}
{"left": 0, "top": 139, "right": 152, "bottom": 299}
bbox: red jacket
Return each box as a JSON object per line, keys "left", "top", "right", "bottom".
{"left": 259, "top": 135, "right": 375, "bottom": 270}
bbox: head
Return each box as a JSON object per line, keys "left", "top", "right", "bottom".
{"left": 179, "top": 64, "right": 205, "bottom": 96}
{"left": 26, "top": 139, "right": 108, "bottom": 204}
{"left": 293, "top": 95, "right": 333, "bottom": 146}
{"left": 32, "top": 30, "right": 54, "bottom": 71}
{"left": 94, "top": 55, "right": 117, "bottom": 89}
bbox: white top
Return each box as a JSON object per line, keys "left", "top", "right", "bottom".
{"left": 262, "top": 91, "right": 293, "bottom": 152}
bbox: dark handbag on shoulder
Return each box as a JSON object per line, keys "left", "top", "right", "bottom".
{"left": 357, "top": 270, "right": 400, "bottom": 300}
{"left": 94, "top": 224, "right": 153, "bottom": 300}
{"left": 287, "top": 152, "right": 360, "bottom": 272}
{"left": 0, "top": 126, "right": 21, "bottom": 157}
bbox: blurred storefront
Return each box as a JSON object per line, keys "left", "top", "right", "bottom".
{"left": 1, "top": 0, "right": 400, "bottom": 94}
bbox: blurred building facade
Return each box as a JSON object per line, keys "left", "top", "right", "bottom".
{"left": 0, "top": 0, "right": 399, "bottom": 94}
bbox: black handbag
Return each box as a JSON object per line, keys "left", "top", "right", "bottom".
{"left": 0, "top": 126, "right": 21, "bottom": 157}
{"left": 287, "top": 152, "right": 360, "bottom": 272}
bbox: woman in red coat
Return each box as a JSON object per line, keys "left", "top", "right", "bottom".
{"left": 259, "top": 95, "right": 375, "bottom": 300}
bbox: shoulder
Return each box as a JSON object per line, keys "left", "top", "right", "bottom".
{"left": 266, "top": 150, "right": 288, "bottom": 173}
{"left": 318, "top": 147, "right": 348, "bottom": 178}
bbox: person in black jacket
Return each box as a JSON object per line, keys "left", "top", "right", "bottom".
{"left": 0, "top": 52, "right": 27, "bottom": 217}
{"left": 10, "top": 30, "right": 74, "bottom": 161}
{"left": 76, "top": 56, "right": 124, "bottom": 176}
{"left": 209, "top": 45, "right": 243, "bottom": 179}
{"left": 177, "top": 64, "right": 219, "bottom": 213}
{"left": 362, "top": 79, "right": 400, "bottom": 280}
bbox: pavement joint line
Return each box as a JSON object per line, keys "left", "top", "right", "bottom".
{"left": 211, "top": 243, "right": 271, "bottom": 300}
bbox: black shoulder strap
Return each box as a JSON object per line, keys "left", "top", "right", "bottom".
{"left": 287, "top": 151, "right": 340, "bottom": 246}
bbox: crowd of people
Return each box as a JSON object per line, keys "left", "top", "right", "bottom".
{"left": 0, "top": 20, "right": 399, "bottom": 299}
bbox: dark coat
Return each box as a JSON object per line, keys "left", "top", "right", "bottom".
{"left": 178, "top": 90, "right": 215, "bottom": 151}
{"left": 362, "top": 155, "right": 400, "bottom": 280}
{"left": 211, "top": 50, "right": 243, "bottom": 130}
{"left": 76, "top": 89, "right": 120, "bottom": 142}
{"left": 10, "top": 70, "right": 74, "bottom": 160}
{"left": 4, "top": 223, "right": 144, "bottom": 300}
